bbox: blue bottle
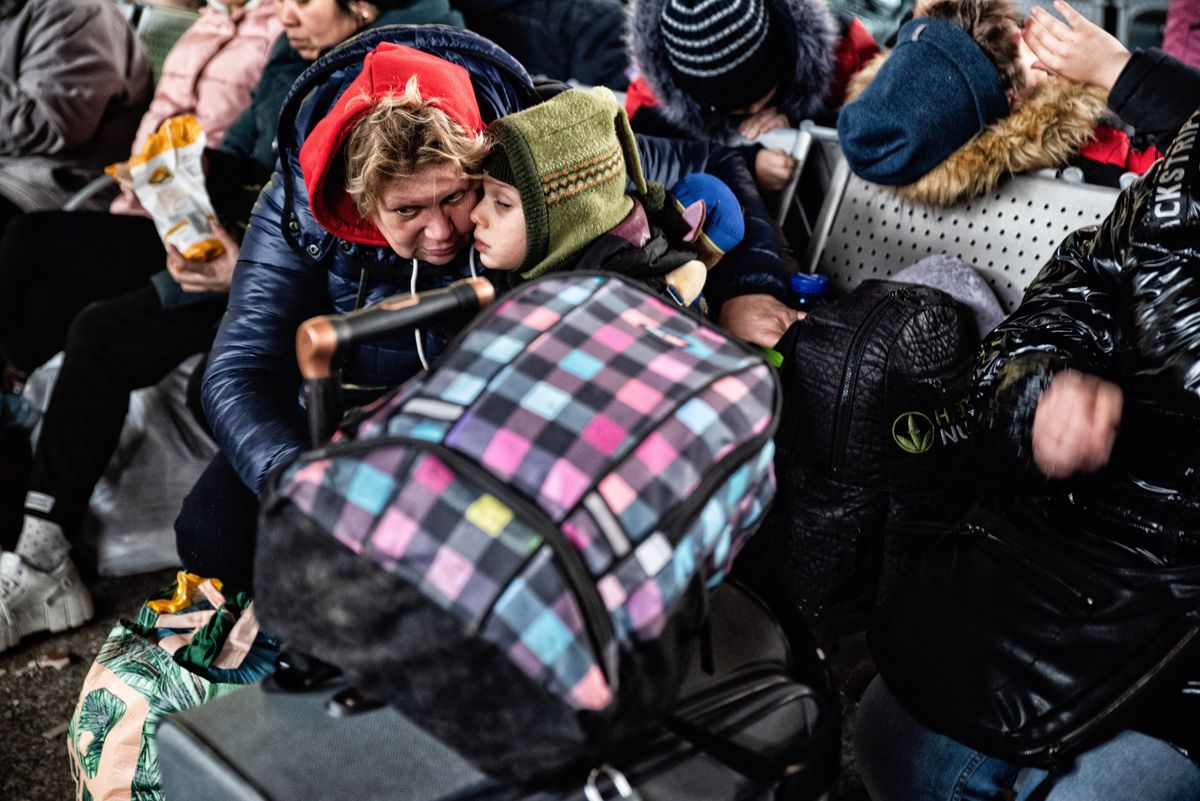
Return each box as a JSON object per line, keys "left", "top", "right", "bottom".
{"left": 789, "top": 273, "right": 828, "bottom": 310}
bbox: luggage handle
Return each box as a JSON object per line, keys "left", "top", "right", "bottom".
{"left": 296, "top": 277, "right": 495, "bottom": 381}
{"left": 296, "top": 277, "right": 495, "bottom": 446}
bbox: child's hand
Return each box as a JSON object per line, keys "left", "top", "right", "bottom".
{"left": 166, "top": 223, "right": 240, "bottom": 294}
{"left": 738, "top": 107, "right": 789, "bottom": 140}
{"left": 755, "top": 149, "right": 798, "bottom": 193}
{"left": 1031, "top": 369, "right": 1123, "bottom": 479}
{"left": 1022, "top": 0, "right": 1130, "bottom": 93}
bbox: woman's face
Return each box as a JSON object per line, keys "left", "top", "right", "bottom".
{"left": 370, "top": 162, "right": 478, "bottom": 265}
{"left": 275, "top": 0, "right": 364, "bottom": 60}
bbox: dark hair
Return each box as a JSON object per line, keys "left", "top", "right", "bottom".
{"left": 925, "top": 0, "right": 1024, "bottom": 96}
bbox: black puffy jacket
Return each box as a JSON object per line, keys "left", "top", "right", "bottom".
{"left": 973, "top": 106, "right": 1200, "bottom": 751}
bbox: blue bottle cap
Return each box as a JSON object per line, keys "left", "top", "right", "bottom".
{"left": 789, "top": 273, "right": 828, "bottom": 296}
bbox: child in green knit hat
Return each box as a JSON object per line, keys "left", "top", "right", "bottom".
{"left": 470, "top": 86, "right": 740, "bottom": 306}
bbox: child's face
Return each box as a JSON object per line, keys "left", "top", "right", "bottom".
{"left": 469, "top": 176, "right": 526, "bottom": 270}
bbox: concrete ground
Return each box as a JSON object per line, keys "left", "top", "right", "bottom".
{"left": 2, "top": 566, "right": 872, "bottom": 801}
{"left": 0, "top": 567, "right": 175, "bottom": 801}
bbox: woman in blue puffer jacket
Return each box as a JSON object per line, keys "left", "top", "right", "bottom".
{"left": 184, "top": 24, "right": 799, "bottom": 589}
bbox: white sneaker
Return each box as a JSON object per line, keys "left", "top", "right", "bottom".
{"left": 0, "top": 552, "right": 93, "bottom": 652}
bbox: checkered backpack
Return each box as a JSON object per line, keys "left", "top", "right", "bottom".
{"left": 254, "top": 273, "right": 780, "bottom": 784}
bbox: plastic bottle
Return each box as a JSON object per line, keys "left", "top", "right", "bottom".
{"left": 789, "top": 272, "right": 829, "bottom": 310}
{"left": 760, "top": 274, "right": 828, "bottom": 367}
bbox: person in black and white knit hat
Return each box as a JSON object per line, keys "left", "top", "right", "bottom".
{"left": 626, "top": 0, "right": 879, "bottom": 191}
{"left": 658, "top": 0, "right": 787, "bottom": 114}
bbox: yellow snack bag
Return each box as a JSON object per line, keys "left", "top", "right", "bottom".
{"left": 107, "top": 114, "right": 223, "bottom": 261}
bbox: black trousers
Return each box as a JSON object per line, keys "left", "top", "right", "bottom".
{"left": 175, "top": 449, "right": 259, "bottom": 592}
{"left": 0, "top": 195, "right": 20, "bottom": 240}
{"left": 0, "top": 212, "right": 164, "bottom": 374}
{"left": 27, "top": 285, "right": 226, "bottom": 539}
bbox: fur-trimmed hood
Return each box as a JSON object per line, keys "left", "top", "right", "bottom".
{"left": 845, "top": 52, "right": 1110, "bottom": 206}
{"left": 627, "top": 0, "right": 838, "bottom": 142}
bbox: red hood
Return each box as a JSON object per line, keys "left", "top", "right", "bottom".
{"left": 299, "top": 43, "right": 485, "bottom": 246}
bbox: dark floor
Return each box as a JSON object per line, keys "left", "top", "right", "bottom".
{"left": 1, "top": 566, "right": 872, "bottom": 801}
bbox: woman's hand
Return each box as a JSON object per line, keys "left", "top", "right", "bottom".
{"left": 718, "top": 293, "right": 806, "bottom": 349}
{"left": 1031, "top": 369, "right": 1123, "bottom": 479}
{"left": 166, "top": 222, "right": 240, "bottom": 294}
{"left": 738, "top": 107, "right": 789, "bottom": 140}
{"left": 1022, "top": 0, "right": 1130, "bottom": 93}
{"left": 755, "top": 148, "right": 799, "bottom": 193}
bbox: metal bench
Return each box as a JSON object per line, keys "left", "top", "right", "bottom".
{"left": 799, "top": 155, "right": 1122, "bottom": 311}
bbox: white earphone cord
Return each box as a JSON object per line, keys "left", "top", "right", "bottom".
{"left": 410, "top": 257, "right": 428, "bottom": 371}
{"left": 410, "top": 248, "right": 477, "bottom": 372}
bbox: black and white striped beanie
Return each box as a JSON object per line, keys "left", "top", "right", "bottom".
{"left": 659, "top": 0, "right": 785, "bottom": 111}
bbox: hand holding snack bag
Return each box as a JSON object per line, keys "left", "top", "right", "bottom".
{"left": 166, "top": 222, "right": 239, "bottom": 294}
{"left": 107, "top": 114, "right": 224, "bottom": 262}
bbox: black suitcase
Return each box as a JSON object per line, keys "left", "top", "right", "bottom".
{"left": 157, "top": 580, "right": 839, "bottom": 801}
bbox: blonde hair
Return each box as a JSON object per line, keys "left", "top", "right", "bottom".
{"left": 343, "top": 77, "right": 489, "bottom": 216}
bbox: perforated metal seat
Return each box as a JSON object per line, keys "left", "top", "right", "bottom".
{"left": 802, "top": 158, "right": 1121, "bottom": 312}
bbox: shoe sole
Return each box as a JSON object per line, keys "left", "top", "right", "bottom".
{"left": 0, "top": 583, "right": 94, "bottom": 653}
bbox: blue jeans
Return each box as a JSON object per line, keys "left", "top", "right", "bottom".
{"left": 854, "top": 676, "right": 1200, "bottom": 801}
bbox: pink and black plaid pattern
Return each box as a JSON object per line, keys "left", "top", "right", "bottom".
{"left": 278, "top": 274, "right": 779, "bottom": 712}
{"left": 442, "top": 278, "right": 768, "bottom": 518}
{"left": 283, "top": 448, "right": 545, "bottom": 625}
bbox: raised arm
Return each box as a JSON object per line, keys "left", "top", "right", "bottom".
{"left": 1022, "top": 0, "right": 1200, "bottom": 148}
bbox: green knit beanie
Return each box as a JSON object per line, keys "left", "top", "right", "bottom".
{"left": 482, "top": 143, "right": 516, "bottom": 188}
{"left": 483, "top": 87, "right": 654, "bottom": 279}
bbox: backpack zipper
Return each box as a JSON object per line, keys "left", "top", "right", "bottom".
{"left": 306, "top": 413, "right": 776, "bottom": 699}
{"left": 650, "top": 435, "right": 776, "bottom": 548}
{"left": 967, "top": 525, "right": 1097, "bottom": 609}
{"left": 827, "top": 290, "right": 907, "bottom": 477}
